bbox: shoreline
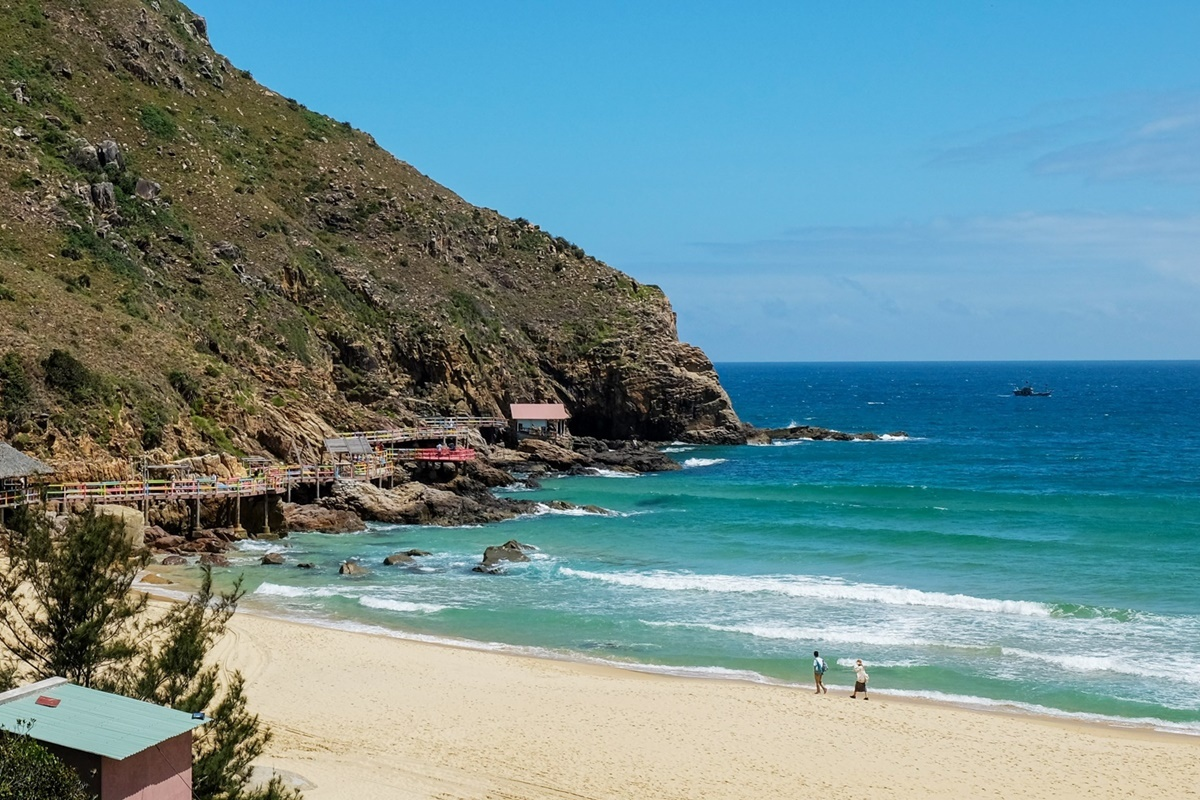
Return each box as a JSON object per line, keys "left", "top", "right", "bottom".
{"left": 192, "top": 596, "right": 1200, "bottom": 799}
{"left": 140, "top": 575, "right": 1200, "bottom": 744}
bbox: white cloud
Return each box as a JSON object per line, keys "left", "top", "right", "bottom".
{"left": 644, "top": 211, "right": 1200, "bottom": 360}
{"left": 930, "top": 90, "right": 1200, "bottom": 183}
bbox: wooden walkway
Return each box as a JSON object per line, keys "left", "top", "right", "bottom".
{"left": 336, "top": 416, "right": 506, "bottom": 445}
{"left": 47, "top": 461, "right": 387, "bottom": 505}
{"left": 1, "top": 416, "right": 505, "bottom": 510}
{"left": 41, "top": 448, "right": 478, "bottom": 508}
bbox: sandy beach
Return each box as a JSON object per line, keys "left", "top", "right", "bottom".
{"left": 207, "top": 610, "right": 1200, "bottom": 800}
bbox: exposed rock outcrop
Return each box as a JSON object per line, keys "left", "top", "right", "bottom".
{"left": 473, "top": 539, "right": 535, "bottom": 574}
{"left": 383, "top": 549, "right": 429, "bottom": 566}
{"left": 322, "top": 479, "right": 528, "bottom": 526}
{"left": 282, "top": 502, "right": 365, "bottom": 533}
{"left": 569, "top": 437, "right": 682, "bottom": 473}
{"left": 747, "top": 426, "right": 908, "bottom": 444}
{"left": 94, "top": 504, "right": 146, "bottom": 550}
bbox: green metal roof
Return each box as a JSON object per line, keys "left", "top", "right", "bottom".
{"left": 0, "top": 678, "right": 205, "bottom": 761}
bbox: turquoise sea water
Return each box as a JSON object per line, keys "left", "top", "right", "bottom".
{"left": 226, "top": 362, "right": 1200, "bottom": 733}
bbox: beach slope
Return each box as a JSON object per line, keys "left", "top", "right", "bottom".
{"left": 211, "top": 613, "right": 1200, "bottom": 799}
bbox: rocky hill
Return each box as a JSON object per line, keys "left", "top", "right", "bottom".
{"left": 0, "top": 0, "right": 743, "bottom": 476}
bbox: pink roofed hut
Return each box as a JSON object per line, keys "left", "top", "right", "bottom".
{"left": 509, "top": 403, "right": 570, "bottom": 439}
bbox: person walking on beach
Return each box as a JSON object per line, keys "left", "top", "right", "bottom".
{"left": 850, "top": 658, "right": 869, "bottom": 699}
{"left": 812, "top": 650, "right": 828, "bottom": 694}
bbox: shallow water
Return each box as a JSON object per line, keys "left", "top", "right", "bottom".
{"left": 209, "top": 362, "right": 1200, "bottom": 733}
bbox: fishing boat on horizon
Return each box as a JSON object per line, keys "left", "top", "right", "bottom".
{"left": 1013, "top": 384, "right": 1052, "bottom": 397}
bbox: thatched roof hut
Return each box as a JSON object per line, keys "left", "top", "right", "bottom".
{"left": 0, "top": 443, "right": 53, "bottom": 512}
{"left": 0, "top": 442, "right": 53, "bottom": 479}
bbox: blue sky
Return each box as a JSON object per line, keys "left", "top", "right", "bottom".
{"left": 190, "top": 1, "right": 1200, "bottom": 361}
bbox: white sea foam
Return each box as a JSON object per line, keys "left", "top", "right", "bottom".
{"left": 661, "top": 446, "right": 695, "bottom": 453}
{"left": 835, "top": 657, "right": 923, "bottom": 669}
{"left": 771, "top": 439, "right": 808, "bottom": 446}
{"left": 562, "top": 569, "right": 1053, "bottom": 617}
{"left": 867, "top": 401, "right": 885, "bottom": 405}
{"left": 236, "top": 540, "right": 291, "bottom": 552}
{"left": 359, "top": 596, "right": 450, "bottom": 614}
{"left": 643, "top": 619, "right": 951, "bottom": 649}
{"left": 585, "top": 468, "right": 639, "bottom": 478}
{"left": 1002, "top": 648, "right": 1200, "bottom": 685}
{"left": 496, "top": 482, "right": 537, "bottom": 493}
{"left": 532, "top": 503, "right": 612, "bottom": 517}
{"left": 254, "top": 582, "right": 355, "bottom": 599}
{"left": 880, "top": 688, "right": 1200, "bottom": 737}
{"left": 682, "top": 457, "right": 727, "bottom": 469}
{"left": 879, "top": 433, "right": 910, "bottom": 441}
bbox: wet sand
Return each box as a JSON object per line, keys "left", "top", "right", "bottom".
{"left": 208, "top": 610, "right": 1200, "bottom": 799}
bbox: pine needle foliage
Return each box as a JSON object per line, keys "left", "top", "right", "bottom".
{"left": 0, "top": 507, "right": 148, "bottom": 686}
{"left": 0, "top": 508, "right": 300, "bottom": 800}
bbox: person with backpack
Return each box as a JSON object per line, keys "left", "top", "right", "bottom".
{"left": 812, "top": 650, "right": 828, "bottom": 694}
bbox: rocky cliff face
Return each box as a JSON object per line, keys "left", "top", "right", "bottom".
{"left": 0, "top": 0, "right": 743, "bottom": 471}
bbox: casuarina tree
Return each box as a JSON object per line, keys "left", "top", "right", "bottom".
{"left": 0, "top": 507, "right": 300, "bottom": 800}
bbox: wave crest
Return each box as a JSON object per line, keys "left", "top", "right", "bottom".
{"left": 561, "top": 569, "right": 1054, "bottom": 617}
{"left": 682, "top": 457, "right": 728, "bottom": 469}
{"left": 359, "top": 596, "right": 451, "bottom": 614}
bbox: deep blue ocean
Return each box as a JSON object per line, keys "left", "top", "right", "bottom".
{"left": 226, "top": 362, "right": 1200, "bottom": 733}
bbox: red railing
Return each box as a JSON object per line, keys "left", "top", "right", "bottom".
{"left": 398, "top": 447, "right": 476, "bottom": 462}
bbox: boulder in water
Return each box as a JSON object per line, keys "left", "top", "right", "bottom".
{"left": 474, "top": 539, "right": 534, "bottom": 574}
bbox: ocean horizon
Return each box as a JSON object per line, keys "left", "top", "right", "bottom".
{"left": 196, "top": 361, "right": 1199, "bottom": 735}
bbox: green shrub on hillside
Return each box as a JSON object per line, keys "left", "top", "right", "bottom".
{"left": 41, "top": 349, "right": 105, "bottom": 403}
{"left": 167, "top": 369, "right": 201, "bottom": 403}
{"left": 137, "top": 400, "right": 172, "bottom": 450}
{"left": 61, "top": 227, "right": 138, "bottom": 281}
{"left": 0, "top": 353, "right": 34, "bottom": 423}
{"left": 139, "top": 104, "right": 177, "bottom": 139}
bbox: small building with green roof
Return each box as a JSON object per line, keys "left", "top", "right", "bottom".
{"left": 0, "top": 676, "right": 206, "bottom": 800}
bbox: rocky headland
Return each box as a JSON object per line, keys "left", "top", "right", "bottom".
{"left": 0, "top": 0, "right": 743, "bottom": 485}
{"left": 0, "top": 0, "right": 907, "bottom": 572}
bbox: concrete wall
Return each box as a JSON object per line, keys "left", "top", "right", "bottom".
{"left": 99, "top": 732, "right": 192, "bottom": 800}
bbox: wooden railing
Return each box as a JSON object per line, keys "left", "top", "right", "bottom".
{"left": 44, "top": 458, "right": 394, "bottom": 506}
{"left": 39, "top": 448, "right": 476, "bottom": 507}
{"left": 337, "top": 416, "right": 507, "bottom": 445}
{"left": 0, "top": 488, "right": 40, "bottom": 509}
{"left": 1, "top": 416, "right": 495, "bottom": 510}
